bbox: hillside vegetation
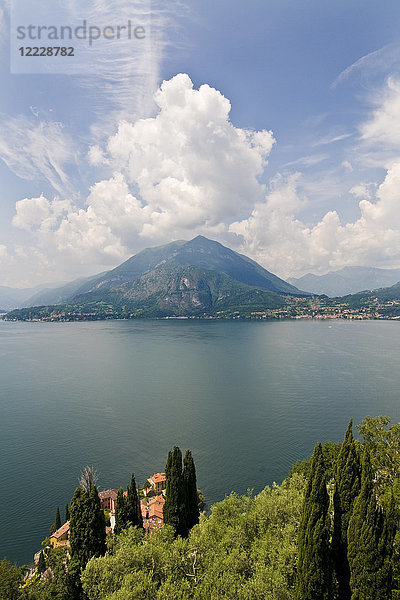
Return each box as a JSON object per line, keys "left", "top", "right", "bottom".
{"left": 1, "top": 416, "right": 399, "bottom": 600}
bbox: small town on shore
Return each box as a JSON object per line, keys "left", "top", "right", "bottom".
{"left": 3, "top": 293, "right": 400, "bottom": 322}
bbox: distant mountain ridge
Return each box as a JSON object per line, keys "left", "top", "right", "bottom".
{"left": 0, "top": 274, "right": 107, "bottom": 311}
{"left": 4, "top": 236, "right": 307, "bottom": 319}
{"left": 25, "top": 271, "right": 108, "bottom": 307}
{"left": 0, "top": 282, "right": 68, "bottom": 311}
{"left": 288, "top": 266, "right": 400, "bottom": 297}
{"left": 76, "top": 235, "right": 300, "bottom": 296}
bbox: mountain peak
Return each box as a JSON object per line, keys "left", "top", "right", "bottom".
{"left": 186, "top": 235, "right": 220, "bottom": 248}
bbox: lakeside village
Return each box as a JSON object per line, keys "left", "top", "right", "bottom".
{"left": 29, "top": 472, "right": 168, "bottom": 581}
{"left": 4, "top": 294, "right": 400, "bottom": 322}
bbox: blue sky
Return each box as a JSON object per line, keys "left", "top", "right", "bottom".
{"left": 1, "top": 0, "right": 400, "bottom": 286}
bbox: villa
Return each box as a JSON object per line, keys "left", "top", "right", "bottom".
{"left": 143, "top": 473, "right": 166, "bottom": 496}
{"left": 49, "top": 521, "right": 70, "bottom": 548}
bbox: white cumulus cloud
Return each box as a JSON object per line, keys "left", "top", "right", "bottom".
{"left": 230, "top": 162, "right": 400, "bottom": 277}
{"left": 9, "top": 73, "right": 276, "bottom": 283}
{"left": 7, "top": 73, "right": 400, "bottom": 286}
{"left": 105, "top": 73, "right": 275, "bottom": 238}
{"left": 360, "top": 77, "right": 400, "bottom": 149}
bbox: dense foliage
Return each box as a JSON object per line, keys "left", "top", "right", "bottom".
{"left": 81, "top": 474, "right": 305, "bottom": 600}
{"left": 0, "top": 559, "right": 22, "bottom": 600}
{"left": 5, "top": 416, "right": 400, "bottom": 600}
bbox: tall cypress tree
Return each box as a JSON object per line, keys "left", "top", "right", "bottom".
{"left": 69, "top": 485, "right": 106, "bottom": 572}
{"left": 65, "top": 503, "right": 70, "bottom": 522}
{"left": 114, "top": 487, "right": 127, "bottom": 535}
{"left": 49, "top": 506, "right": 62, "bottom": 534}
{"left": 296, "top": 442, "right": 332, "bottom": 600}
{"left": 37, "top": 550, "right": 46, "bottom": 574}
{"left": 183, "top": 449, "right": 200, "bottom": 531}
{"left": 89, "top": 485, "right": 107, "bottom": 556}
{"left": 332, "top": 419, "right": 361, "bottom": 599}
{"left": 164, "top": 446, "right": 186, "bottom": 537}
{"left": 348, "top": 450, "right": 395, "bottom": 600}
{"left": 126, "top": 473, "right": 143, "bottom": 528}
{"left": 55, "top": 506, "right": 61, "bottom": 529}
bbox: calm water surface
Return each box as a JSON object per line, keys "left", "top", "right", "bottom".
{"left": 0, "top": 319, "right": 399, "bottom": 564}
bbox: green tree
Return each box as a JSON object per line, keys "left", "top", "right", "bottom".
{"left": 37, "top": 550, "right": 46, "bottom": 574}
{"left": 357, "top": 416, "right": 400, "bottom": 486}
{"left": 197, "top": 488, "right": 205, "bottom": 512}
{"left": 0, "top": 558, "right": 21, "bottom": 600}
{"left": 89, "top": 485, "right": 107, "bottom": 557}
{"left": 81, "top": 474, "right": 306, "bottom": 600}
{"left": 114, "top": 487, "right": 127, "bottom": 535}
{"left": 69, "top": 485, "right": 106, "bottom": 572}
{"left": 348, "top": 449, "right": 395, "bottom": 600}
{"left": 332, "top": 419, "right": 361, "bottom": 600}
{"left": 357, "top": 416, "right": 400, "bottom": 596}
{"left": 183, "top": 449, "right": 200, "bottom": 532}
{"left": 296, "top": 442, "right": 332, "bottom": 600}
{"left": 126, "top": 473, "right": 143, "bottom": 529}
{"left": 164, "top": 446, "right": 186, "bottom": 537}
{"left": 50, "top": 506, "right": 61, "bottom": 534}
{"left": 65, "top": 503, "right": 70, "bottom": 522}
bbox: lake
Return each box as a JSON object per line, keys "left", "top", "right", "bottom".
{"left": 1, "top": 318, "right": 399, "bottom": 565}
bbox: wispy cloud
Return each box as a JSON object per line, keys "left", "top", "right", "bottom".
{"left": 0, "top": 115, "right": 78, "bottom": 194}
{"left": 312, "top": 133, "right": 352, "bottom": 147}
{"left": 62, "top": 0, "right": 187, "bottom": 140}
{"left": 283, "top": 154, "right": 329, "bottom": 168}
{"left": 332, "top": 42, "right": 400, "bottom": 89}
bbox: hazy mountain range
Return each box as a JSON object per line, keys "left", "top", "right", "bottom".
{"left": 288, "top": 267, "right": 400, "bottom": 297}
{"left": 0, "top": 275, "right": 106, "bottom": 312}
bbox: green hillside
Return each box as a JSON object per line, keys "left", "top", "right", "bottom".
{"left": 5, "top": 266, "right": 287, "bottom": 321}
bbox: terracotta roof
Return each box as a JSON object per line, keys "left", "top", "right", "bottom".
{"left": 148, "top": 504, "right": 163, "bottom": 520}
{"left": 98, "top": 489, "right": 118, "bottom": 500}
{"left": 149, "top": 495, "right": 165, "bottom": 505}
{"left": 51, "top": 521, "right": 69, "bottom": 539}
{"left": 149, "top": 473, "right": 166, "bottom": 484}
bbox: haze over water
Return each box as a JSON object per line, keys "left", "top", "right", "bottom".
{"left": 1, "top": 319, "right": 399, "bottom": 565}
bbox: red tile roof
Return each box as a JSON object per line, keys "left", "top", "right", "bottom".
{"left": 149, "top": 473, "right": 166, "bottom": 484}
{"left": 149, "top": 495, "right": 165, "bottom": 505}
{"left": 148, "top": 504, "right": 164, "bottom": 520}
{"left": 51, "top": 521, "right": 69, "bottom": 539}
{"left": 98, "top": 489, "right": 118, "bottom": 500}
